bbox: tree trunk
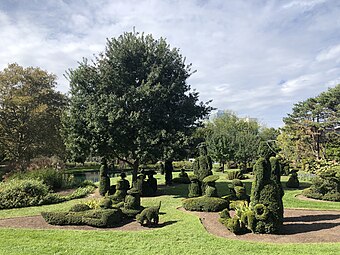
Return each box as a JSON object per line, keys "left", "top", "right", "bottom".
{"left": 132, "top": 159, "right": 139, "bottom": 182}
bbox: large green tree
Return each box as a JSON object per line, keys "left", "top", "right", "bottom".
{"left": 279, "top": 84, "right": 340, "bottom": 166}
{"left": 0, "top": 63, "right": 67, "bottom": 169}
{"left": 204, "top": 111, "right": 261, "bottom": 169}
{"left": 64, "top": 32, "right": 211, "bottom": 180}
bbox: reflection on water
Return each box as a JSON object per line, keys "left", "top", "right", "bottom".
{"left": 64, "top": 171, "right": 100, "bottom": 183}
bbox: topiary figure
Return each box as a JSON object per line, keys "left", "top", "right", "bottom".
{"left": 112, "top": 174, "right": 130, "bottom": 202}
{"left": 193, "top": 143, "right": 213, "bottom": 195}
{"left": 182, "top": 196, "right": 229, "bottom": 212}
{"left": 99, "top": 158, "right": 110, "bottom": 196}
{"left": 136, "top": 202, "right": 161, "bottom": 226}
{"left": 286, "top": 170, "right": 300, "bottom": 188}
{"left": 122, "top": 188, "right": 143, "bottom": 217}
{"left": 99, "top": 197, "right": 113, "bottom": 209}
{"left": 250, "top": 156, "right": 284, "bottom": 234}
{"left": 188, "top": 175, "right": 202, "bottom": 198}
{"left": 69, "top": 204, "right": 91, "bottom": 212}
{"left": 145, "top": 170, "right": 157, "bottom": 195}
{"left": 231, "top": 179, "right": 243, "bottom": 187}
{"left": 202, "top": 175, "right": 219, "bottom": 197}
{"left": 164, "top": 160, "right": 173, "bottom": 186}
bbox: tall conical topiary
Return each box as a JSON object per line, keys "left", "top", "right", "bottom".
{"left": 99, "top": 158, "right": 110, "bottom": 196}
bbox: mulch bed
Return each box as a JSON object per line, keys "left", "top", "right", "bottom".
{"left": 179, "top": 208, "right": 340, "bottom": 243}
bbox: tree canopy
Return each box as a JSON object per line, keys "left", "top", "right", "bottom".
{"left": 0, "top": 63, "right": 67, "bottom": 169}
{"left": 278, "top": 84, "right": 340, "bottom": 167}
{"left": 204, "top": 111, "right": 265, "bottom": 169}
{"left": 64, "top": 32, "right": 212, "bottom": 180}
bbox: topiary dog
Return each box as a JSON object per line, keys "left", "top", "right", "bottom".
{"left": 136, "top": 201, "right": 161, "bottom": 226}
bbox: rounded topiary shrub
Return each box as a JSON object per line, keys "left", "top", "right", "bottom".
{"left": 182, "top": 197, "right": 229, "bottom": 212}
{"left": 286, "top": 172, "right": 300, "bottom": 188}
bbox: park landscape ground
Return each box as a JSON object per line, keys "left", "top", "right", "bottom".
{"left": 0, "top": 172, "right": 339, "bottom": 255}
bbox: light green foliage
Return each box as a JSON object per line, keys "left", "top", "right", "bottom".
{"left": 64, "top": 32, "right": 211, "bottom": 181}
{"left": 204, "top": 111, "right": 262, "bottom": 170}
{"left": 0, "top": 63, "right": 67, "bottom": 169}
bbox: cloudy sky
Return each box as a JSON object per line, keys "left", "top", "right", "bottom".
{"left": 0, "top": 0, "right": 339, "bottom": 127}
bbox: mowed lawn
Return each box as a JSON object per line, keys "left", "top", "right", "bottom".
{"left": 0, "top": 171, "right": 339, "bottom": 255}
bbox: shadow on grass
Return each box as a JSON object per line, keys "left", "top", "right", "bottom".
{"left": 141, "top": 220, "right": 178, "bottom": 228}
{"left": 285, "top": 214, "right": 340, "bottom": 222}
{"left": 280, "top": 222, "right": 340, "bottom": 235}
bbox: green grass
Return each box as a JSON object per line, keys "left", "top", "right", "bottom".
{"left": 0, "top": 171, "right": 339, "bottom": 254}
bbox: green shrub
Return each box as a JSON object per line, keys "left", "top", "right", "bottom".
{"left": 188, "top": 176, "right": 201, "bottom": 197}
{"left": 0, "top": 179, "right": 50, "bottom": 209}
{"left": 99, "top": 161, "right": 110, "bottom": 196}
{"left": 7, "top": 168, "right": 63, "bottom": 191}
{"left": 41, "top": 211, "right": 83, "bottom": 225}
{"left": 302, "top": 166, "right": 340, "bottom": 201}
{"left": 231, "top": 179, "right": 243, "bottom": 187}
{"left": 99, "top": 197, "right": 113, "bottom": 209}
{"left": 172, "top": 161, "right": 193, "bottom": 170}
{"left": 172, "top": 177, "right": 190, "bottom": 184}
{"left": 69, "top": 204, "right": 91, "bottom": 212}
{"left": 220, "top": 217, "right": 242, "bottom": 234}
{"left": 286, "top": 172, "right": 300, "bottom": 188}
{"left": 41, "top": 209, "right": 123, "bottom": 228}
{"left": 219, "top": 208, "right": 231, "bottom": 219}
{"left": 182, "top": 196, "right": 229, "bottom": 212}
{"left": 227, "top": 170, "right": 243, "bottom": 180}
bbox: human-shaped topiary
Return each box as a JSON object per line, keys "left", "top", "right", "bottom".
{"left": 286, "top": 170, "right": 300, "bottom": 188}
{"left": 250, "top": 156, "right": 284, "bottom": 233}
{"left": 146, "top": 171, "right": 157, "bottom": 194}
{"left": 188, "top": 175, "right": 202, "bottom": 198}
{"left": 164, "top": 160, "right": 173, "bottom": 186}
{"left": 202, "top": 175, "right": 219, "bottom": 197}
{"left": 99, "top": 158, "right": 110, "bottom": 196}
{"left": 112, "top": 173, "right": 130, "bottom": 202}
{"left": 122, "top": 188, "right": 143, "bottom": 217}
{"left": 193, "top": 143, "right": 212, "bottom": 195}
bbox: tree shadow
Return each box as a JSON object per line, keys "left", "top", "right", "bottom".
{"left": 280, "top": 222, "right": 340, "bottom": 235}
{"left": 285, "top": 214, "right": 340, "bottom": 223}
{"left": 142, "top": 220, "right": 178, "bottom": 228}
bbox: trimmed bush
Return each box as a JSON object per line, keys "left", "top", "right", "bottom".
{"left": 227, "top": 170, "right": 243, "bottom": 180}
{"left": 286, "top": 172, "right": 300, "bottom": 188}
{"left": 172, "top": 177, "right": 190, "bottom": 184}
{"left": 41, "top": 208, "right": 124, "bottom": 228}
{"left": 188, "top": 176, "right": 201, "bottom": 198}
{"left": 99, "top": 160, "right": 110, "bottom": 196}
{"left": 69, "top": 204, "right": 91, "bottom": 212}
{"left": 231, "top": 179, "right": 243, "bottom": 187}
{"left": 182, "top": 196, "right": 229, "bottom": 212}
{"left": 302, "top": 166, "right": 340, "bottom": 202}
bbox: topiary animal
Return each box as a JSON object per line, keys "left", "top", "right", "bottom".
{"left": 136, "top": 201, "right": 161, "bottom": 226}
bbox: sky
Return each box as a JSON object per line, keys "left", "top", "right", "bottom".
{"left": 0, "top": 0, "right": 339, "bottom": 128}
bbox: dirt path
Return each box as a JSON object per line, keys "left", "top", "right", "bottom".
{"left": 179, "top": 208, "right": 340, "bottom": 243}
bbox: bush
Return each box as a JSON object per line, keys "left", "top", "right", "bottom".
{"left": 302, "top": 166, "right": 340, "bottom": 202}
{"left": 231, "top": 179, "right": 243, "bottom": 187}
{"left": 41, "top": 208, "right": 123, "bottom": 227}
{"left": 172, "top": 177, "right": 190, "bottom": 184}
{"left": 7, "top": 168, "right": 63, "bottom": 191}
{"left": 227, "top": 170, "right": 243, "bottom": 180}
{"left": 286, "top": 172, "right": 300, "bottom": 188}
{"left": 172, "top": 161, "right": 193, "bottom": 170}
{"left": 69, "top": 204, "right": 91, "bottom": 212}
{"left": 0, "top": 179, "right": 50, "bottom": 209}
{"left": 182, "top": 196, "right": 229, "bottom": 212}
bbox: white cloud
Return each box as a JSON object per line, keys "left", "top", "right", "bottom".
{"left": 0, "top": 0, "right": 339, "bottom": 128}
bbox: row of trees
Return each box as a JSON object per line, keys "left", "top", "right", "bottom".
{"left": 0, "top": 31, "right": 338, "bottom": 176}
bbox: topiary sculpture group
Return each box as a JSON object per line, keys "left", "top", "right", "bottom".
{"left": 220, "top": 156, "right": 284, "bottom": 234}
